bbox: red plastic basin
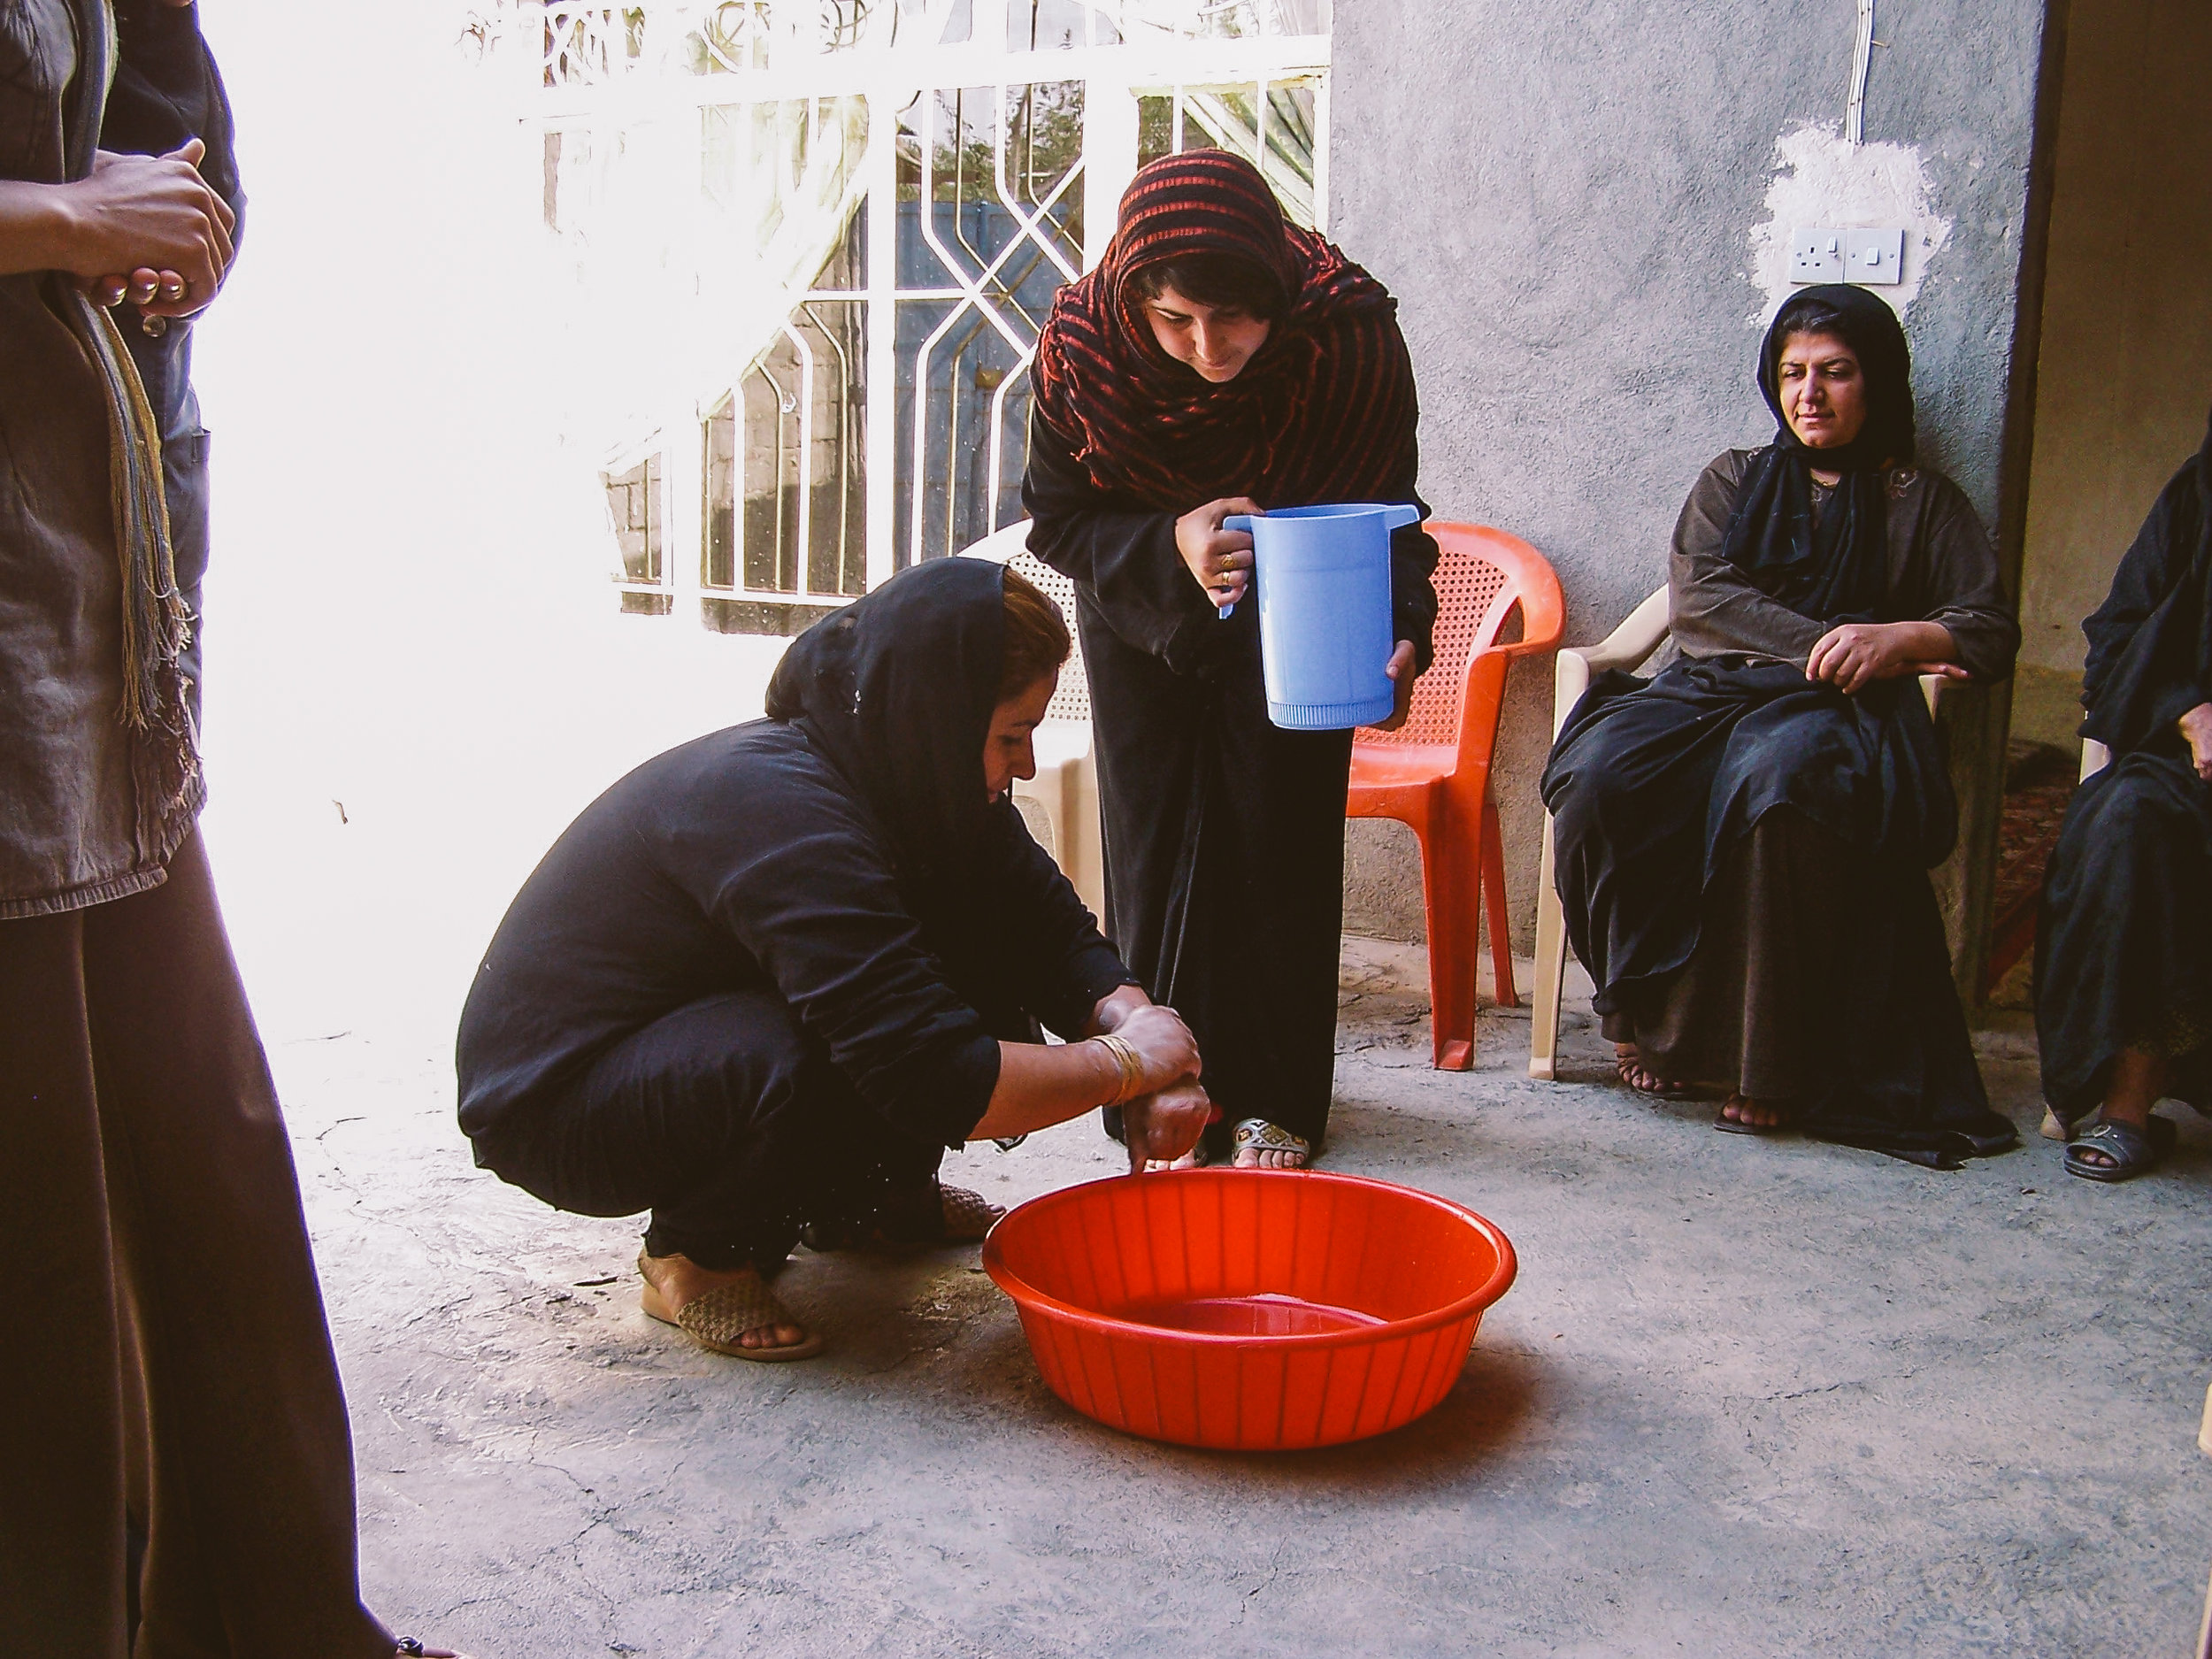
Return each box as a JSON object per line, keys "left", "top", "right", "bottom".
{"left": 982, "top": 1170, "right": 1517, "bottom": 1450}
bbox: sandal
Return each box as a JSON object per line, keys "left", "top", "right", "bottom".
{"left": 1714, "top": 1095, "right": 1791, "bottom": 1137}
{"left": 638, "top": 1253, "right": 826, "bottom": 1362}
{"left": 1231, "top": 1118, "right": 1311, "bottom": 1170}
{"left": 1615, "top": 1048, "right": 1691, "bottom": 1097}
{"left": 396, "top": 1641, "right": 472, "bottom": 1657}
{"left": 2063, "top": 1115, "right": 2177, "bottom": 1184}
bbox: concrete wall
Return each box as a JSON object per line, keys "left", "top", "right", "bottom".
{"left": 2015, "top": 0, "right": 2212, "bottom": 680}
{"left": 1328, "top": 0, "right": 2057, "bottom": 956}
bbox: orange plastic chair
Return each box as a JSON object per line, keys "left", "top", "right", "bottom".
{"left": 1348, "top": 524, "right": 1565, "bottom": 1070}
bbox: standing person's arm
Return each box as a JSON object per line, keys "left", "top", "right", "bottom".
{"left": 0, "top": 139, "right": 230, "bottom": 291}
{"left": 101, "top": 0, "right": 243, "bottom": 319}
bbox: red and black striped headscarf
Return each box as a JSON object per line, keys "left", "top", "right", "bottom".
{"left": 1031, "top": 149, "right": 1419, "bottom": 509}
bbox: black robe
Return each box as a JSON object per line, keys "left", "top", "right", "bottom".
{"left": 1022, "top": 411, "right": 1436, "bottom": 1152}
{"left": 1541, "top": 453, "right": 2021, "bottom": 1166}
{"left": 2036, "top": 416, "right": 2212, "bottom": 1125}
{"left": 457, "top": 560, "right": 1135, "bottom": 1264}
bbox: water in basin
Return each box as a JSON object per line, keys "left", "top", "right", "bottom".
{"left": 1115, "top": 1293, "right": 1386, "bottom": 1338}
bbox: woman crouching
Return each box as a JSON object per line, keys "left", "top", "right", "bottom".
{"left": 1540, "top": 286, "right": 2020, "bottom": 1166}
{"left": 457, "top": 560, "right": 1210, "bottom": 1359}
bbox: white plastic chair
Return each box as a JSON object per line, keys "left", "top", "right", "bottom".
{"left": 1528, "top": 585, "right": 1947, "bottom": 1079}
{"left": 958, "top": 520, "right": 1108, "bottom": 924}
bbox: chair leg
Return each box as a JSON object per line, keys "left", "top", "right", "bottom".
{"left": 1417, "top": 811, "right": 1481, "bottom": 1072}
{"left": 1529, "top": 811, "right": 1569, "bottom": 1080}
{"left": 1480, "top": 792, "right": 1517, "bottom": 1009}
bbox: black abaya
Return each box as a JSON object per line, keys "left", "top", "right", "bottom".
{"left": 1022, "top": 415, "right": 1436, "bottom": 1152}
{"left": 2036, "top": 412, "right": 2212, "bottom": 1126}
{"left": 1539, "top": 288, "right": 2019, "bottom": 1167}
{"left": 457, "top": 560, "right": 1136, "bottom": 1268}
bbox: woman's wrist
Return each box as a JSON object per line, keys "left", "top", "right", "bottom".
{"left": 1088, "top": 1033, "right": 1147, "bottom": 1105}
{"left": 0, "top": 181, "right": 81, "bottom": 279}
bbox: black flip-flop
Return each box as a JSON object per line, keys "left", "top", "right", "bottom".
{"left": 2063, "top": 1114, "right": 2177, "bottom": 1183}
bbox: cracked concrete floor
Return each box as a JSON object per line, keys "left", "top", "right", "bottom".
{"left": 281, "top": 957, "right": 2212, "bottom": 1658}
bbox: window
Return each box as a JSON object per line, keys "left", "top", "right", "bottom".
{"left": 468, "top": 0, "right": 1331, "bottom": 626}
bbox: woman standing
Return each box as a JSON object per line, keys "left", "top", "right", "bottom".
{"left": 2036, "top": 409, "right": 2212, "bottom": 1182}
{"left": 1540, "top": 286, "right": 2019, "bottom": 1167}
{"left": 1024, "top": 149, "right": 1438, "bottom": 1170}
{"left": 0, "top": 3, "right": 454, "bottom": 1653}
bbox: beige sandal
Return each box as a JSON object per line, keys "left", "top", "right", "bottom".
{"left": 936, "top": 1184, "right": 1004, "bottom": 1241}
{"left": 638, "top": 1253, "right": 826, "bottom": 1362}
{"left": 1231, "top": 1118, "right": 1311, "bottom": 1169}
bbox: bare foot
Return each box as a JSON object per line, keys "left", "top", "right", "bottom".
{"left": 1144, "top": 1148, "right": 1205, "bottom": 1171}
{"left": 1615, "top": 1043, "right": 1686, "bottom": 1095}
{"left": 1718, "top": 1094, "right": 1786, "bottom": 1131}
{"left": 638, "top": 1251, "right": 810, "bottom": 1354}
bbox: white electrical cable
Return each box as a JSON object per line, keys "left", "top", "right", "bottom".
{"left": 1847, "top": 0, "right": 1876, "bottom": 145}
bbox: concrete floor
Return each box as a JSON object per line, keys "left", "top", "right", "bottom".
{"left": 288, "top": 953, "right": 2212, "bottom": 1658}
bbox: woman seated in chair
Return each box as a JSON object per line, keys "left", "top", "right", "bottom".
{"left": 1540, "top": 286, "right": 2019, "bottom": 1165}
{"left": 1022, "top": 147, "right": 1438, "bottom": 1171}
{"left": 456, "top": 561, "right": 1211, "bottom": 1360}
{"left": 2036, "top": 409, "right": 2212, "bottom": 1183}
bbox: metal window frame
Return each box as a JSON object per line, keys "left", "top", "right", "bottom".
{"left": 486, "top": 0, "right": 1332, "bottom": 618}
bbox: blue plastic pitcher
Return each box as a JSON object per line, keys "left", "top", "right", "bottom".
{"left": 1221, "top": 503, "right": 1420, "bottom": 730}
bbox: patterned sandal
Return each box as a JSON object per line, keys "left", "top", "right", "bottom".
{"left": 1231, "top": 1118, "right": 1312, "bottom": 1170}
{"left": 638, "top": 1253, "right": 826, "bottom": 1362}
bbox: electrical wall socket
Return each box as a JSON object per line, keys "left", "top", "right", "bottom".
{"left": 1842, "top": 227, "right": 1904, "bottom": 285}
{"left": 1790, "top": 227, "right": 1845, "bottom": 282}
{"left": 1791, "top": 227, "right": 1907, "bottom": 287}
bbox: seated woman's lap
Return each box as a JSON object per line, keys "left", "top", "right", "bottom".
{"left": 473, "top": 988, "right": 944, "bottom": 1270}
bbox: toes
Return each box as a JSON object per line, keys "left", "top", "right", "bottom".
{"left": 740, "top": 1322, "right": 809, "bottom": 1350}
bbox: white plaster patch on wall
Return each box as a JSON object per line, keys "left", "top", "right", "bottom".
{"left": 1747, "top": 123, "right": 1952, "bottom": 326}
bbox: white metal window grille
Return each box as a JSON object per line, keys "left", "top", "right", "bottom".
{"left": 462, "top": 0, "right": 1331, "bottom": 629}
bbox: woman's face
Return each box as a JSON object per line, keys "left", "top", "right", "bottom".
{"left": 1141, "top": 283, "right": 1272, "bottom": 383}
{"left": 983, "top": 672, "right": 1056, "bottom": 800}
{"left": 1775, "top": 331, "right": 1869, "bottom": 450}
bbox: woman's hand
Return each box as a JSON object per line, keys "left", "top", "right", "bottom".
{"left": 1806, "top": 620, "right": 1967, "bottom": 695}
{"left": 1122, "top": 1079, "right": 1215, "bottom": 1174}
{"left": 2180, "top": 703, "right": 2212, "bottom": 781}
{"left": 1175, "top": 496, "right": 1263, "bottom": 609}
{"left": 62, "top": 142, "right": 234, "bottom": 310}
{"left": 1108, "top": 1002, "right": 1202, "bottom": 1095}
{"left": 1371, "top": 641, "right": 1419, "bottom": 731}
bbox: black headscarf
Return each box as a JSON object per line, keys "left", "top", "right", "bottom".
{"left": 2081, "top": 406, "right": 2212, "bottom": 757}
{"left": 1720, "top": 284, "right": 1917, "bottom": 622}
{"left": 764, "top": 557, "right": 1010, "bottom": 887}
